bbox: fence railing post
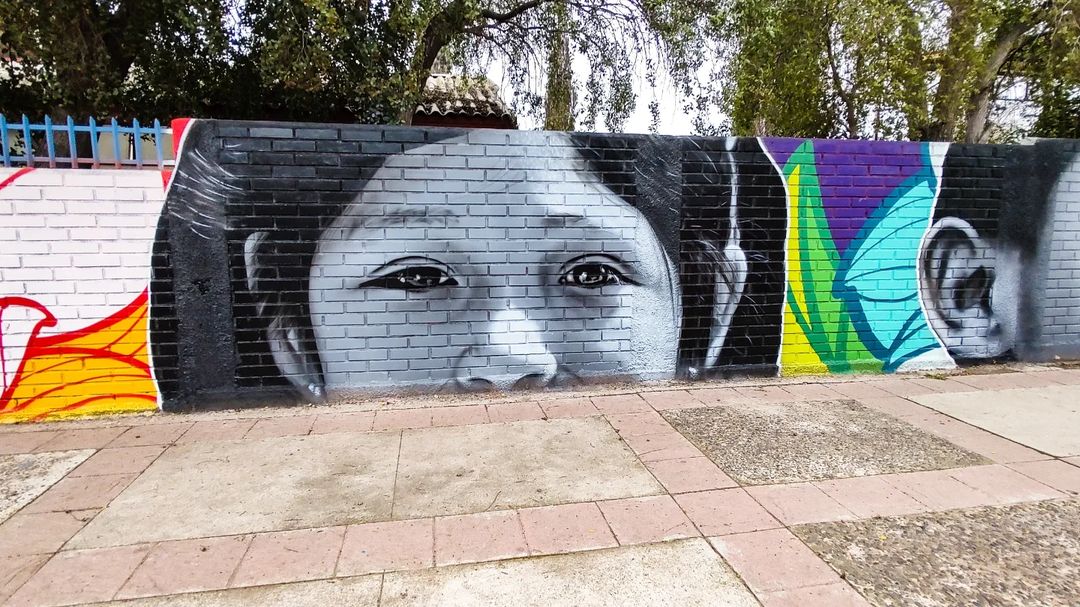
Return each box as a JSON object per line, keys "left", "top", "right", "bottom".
{"left": 0, "top": 115, "right": 9, "bottom": 168}
{"left": 153, "top": 119, "right": 164, "bottom": 169}
{"left": 66, "top": 116, "right": 78, "bottom": 168}
{"left": 43, "top": 115, "right": 57, "bottom": 169}
{"left": 21, "top": 114, "right": 33, "bottom": 166}
{"left": 132, "top": 118, "right": 143, "bottom": 169}
{"left": 110, "top": 118, "right": 122, "bottom": 169}
{"left": 0, "top": 114, "right": 174, "bottom": 170}
{"left": 89, "top": 117, "right": 100, "bottom": 168}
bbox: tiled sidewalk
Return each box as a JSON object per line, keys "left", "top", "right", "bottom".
{"left": 1, "top": 366, "right": 1079, "bottom": 606}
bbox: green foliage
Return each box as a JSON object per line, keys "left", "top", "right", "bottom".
{"left": 1, "top": 0, "right": 689, "bottom": 129}
{"left": 680, "top": 0, "right": 1080, "bottom": 140}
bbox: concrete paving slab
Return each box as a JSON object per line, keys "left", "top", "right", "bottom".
{"left": 381, "top": 538, "right": 760, "bottom": 607}
{"left": 914, "top": 385, "right": 1080, "bottom": 457}
{"left": 393, "top": 418, "right": 661, "bottom": 518}
{"left": 663, "top": 400, "right": 986, "bottom": 484}
{"left": 89, "top": 576, "right": 381, "bottom": 606}
{"left": 793, "top": 499, "right": 1080, "bottom": 607}
{"left": 68, "top": 432, "right": 399, "bottom": 549}
{"left": 0, "top": 450, "right": 92, "bottom": 523}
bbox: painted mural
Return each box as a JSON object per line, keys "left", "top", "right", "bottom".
{"left": 1, "top": 120, "right": 1076, "bottom": 418}
{"left": 768, "top": 140, "right": 954, "bottom": 375}
{"left": 0, "top": 168, "right": 165, "bottom": 422}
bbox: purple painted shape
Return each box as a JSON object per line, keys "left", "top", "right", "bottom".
{"left": 761, "top": 138, "right": 929, "bottom": 254}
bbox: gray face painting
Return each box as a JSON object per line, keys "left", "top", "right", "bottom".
{"left": 306, "top": 134, "right": 681, "bottom": 392}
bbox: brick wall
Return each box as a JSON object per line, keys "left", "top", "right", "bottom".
{"left": 2, "top": 120, "right": 1078, "bottom": 419}
{"left": 0, "top": 168, "right": 164, "bottom": 422}
{"left": 1037, "top": 140, "right": 1080, "bottom": 359}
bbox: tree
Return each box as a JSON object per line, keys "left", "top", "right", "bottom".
{"left": 686, "top": 0, "right": 1080, "bottom": 141}
{"left": 1, "top": 0, "right": 693, "bottom": 130}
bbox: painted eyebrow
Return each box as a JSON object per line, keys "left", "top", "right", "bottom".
{"left": 344, "top": 206, "right": 456, "bottom": 231}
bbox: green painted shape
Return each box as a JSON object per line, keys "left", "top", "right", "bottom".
{"left": 783, "top": 141, "right": 881, "bottom": 373}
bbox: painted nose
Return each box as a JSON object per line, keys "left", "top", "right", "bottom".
{"left": 453, "top": 308, "right": 558, "bottom": 392}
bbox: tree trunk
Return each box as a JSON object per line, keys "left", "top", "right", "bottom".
{"left": 543, "top": 1, "right": 574, "bottom": 131}
{"left": 962, "top": 21, "right": 1030, "bottom": 143}
{"left": 925, "top": 1, "right": 977, "bottom": 140}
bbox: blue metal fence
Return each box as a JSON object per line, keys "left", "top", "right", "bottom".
{"left": 0, "top": 115, "right": 175, "bottom": 169}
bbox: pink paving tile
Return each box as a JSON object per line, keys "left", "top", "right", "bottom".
{"left": 830, "top": 381, "right": 894, "bottom": 401}
{"left": 108, "top": 423, "right": 193, "bottom": 447}
{"left": 590, "top": 394, "right": 652, "bottom": 415}
{"left": 709, "top": 528, "right": 840, "bottom": 594}
{"left": 115, "top": 535, "right": 251, "bottom": 600}
{"left": 1029, "top": 368, "right": 1080, "bottom": 386}
{"left": 953, "top": 372, "right": 1042, "bottom": 390}
{"left": 1009, "top": 460, "right": 1080, "bottom": 496}
{"left": 538, "top": 397, "right": 598, "bottom": 419}
{"left": 734, "top": 386, "right": 792, "bottom": 403}
{"left": 815, "top": 476, "right": 927, "bottom": 518}
{"left": 244, "top": 415, "right": 317, "bottom": 439}
{"left": 780, "top": 383, "right": 844, "bottom": 402}
{"left": 0, "top": 432, "right": 57, "bottom": 455}
{"left": 33, "top": 427, "right": 127, "bottom": 452}
{"left": 372, "top": 408, "right": 432, "bottom": 431}
{"left": 338, "top": 519, "right": 434, "bottom": 575}
{"left": 434, "top": 511, "right": 528, "bottom": 566}
{"left": 885, "top": 469, "right": 997, "bottom": 511}
{"left": 486, "top": 402, "right": 546, "bottom": 423}
{"left": 644, "top": 457, "right": 738, "bottom": 494}
{"left": 906, "top": 377, "right": 978, "bottom": 394}
{"left": 857, "top": 395, "right": 926, "bottom": 418}
{"left": 0, "top": 511, "right": 91, "bottom": 557}
{"left": 175, "top": 419, "right": 256, "bottom": 443}
{"left": 598, "top": 495, "right": 698, "bottom": 545}
{"left": 68, "top": 446, "right": 165, "bottom": 477}
{"left": 1066, "top": 456, "right": 1080, "bottom": 467}
{"left": 896, "top": 410, "right": 1045, "bottom": 463}
{"left": 639, "top": 390, "right": 705, "bottom": 410}
{"left": 231, "top": 526, "right": 345, "bottom": 587}
{"left": 676, "top": 488, "right": 782, "bottom": 535}
{"left": 6, "top": 544, "right": 151, "bottom": 607}
{"left": 23, "top": 474, "right": 136, "bottom": 513}
{"left": 430, "top": 405, "right": 489, "bottom": 427}
{"left": 947, "top": 464, "right": 1065, "bottom": 505}
{"left": 0, "top": 554, "right": 49, "bottom": 603}
{"left": 690, "top": 387, "right": 747, "bottom": 405}
{"left": 620, "top": 432, "right": 702, "bottom": 462}
{"left": 605, "top": 412, "right": 673, "bottom": 437}
{"left": 1017, "top": 371, "right": 1070, "bottom": 388}
{"left": 873, "top": 378, "right": 937, "bottom": 398}
{"left": 518, "top": 502, "right": 618, "bottom": 555}
{"left": 759, "top": 582, "right": 871, "bottom": 607}
{"left": 310, "top": 411, "right": 376, "bottom": 434}
{"left": 745, "top": 483, "right": 855, "bottom": 526}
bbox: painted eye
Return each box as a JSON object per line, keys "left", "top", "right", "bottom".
{"left": 559, "top": 263, "right": 626, "bottom": 288}
{"left": 362, "top": 267, "right": 458, "bottom": 291}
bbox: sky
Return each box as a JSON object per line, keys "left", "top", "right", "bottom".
{"left": 484, "top": 55, "right": 705, "bottom": 136}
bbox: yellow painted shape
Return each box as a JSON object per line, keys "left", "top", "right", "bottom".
{"left": 780, "top": 165, "right": 828, "bottom": 376}
{"left": 0, "top": 295, "right": 157, "bottom": 423}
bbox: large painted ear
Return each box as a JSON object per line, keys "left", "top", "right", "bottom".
{"left": 243, "top": 232, "right": 326, "bottom": 402}
{"left": 919, "top": 216, "right": 1001, "bottom": 357}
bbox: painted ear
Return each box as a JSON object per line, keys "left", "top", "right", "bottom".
{"left": 920, "top": 217, "right": 999, "bottom": 356}
{"left": 265, "top": 316, "right": 326, "bottom": 403}
{"left": 705, "top": 242, "right": 747, "bottom": 368}
{"left": 243, "top": 231, "right": 326, "bottom": 403}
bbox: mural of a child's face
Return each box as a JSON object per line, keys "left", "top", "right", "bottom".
{"left": 303, "top": 135, "right": 681, "bottom": 392}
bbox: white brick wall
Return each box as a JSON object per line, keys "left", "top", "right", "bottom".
{"left": 0, "top": 169, "right": 164, "bottom": 339}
